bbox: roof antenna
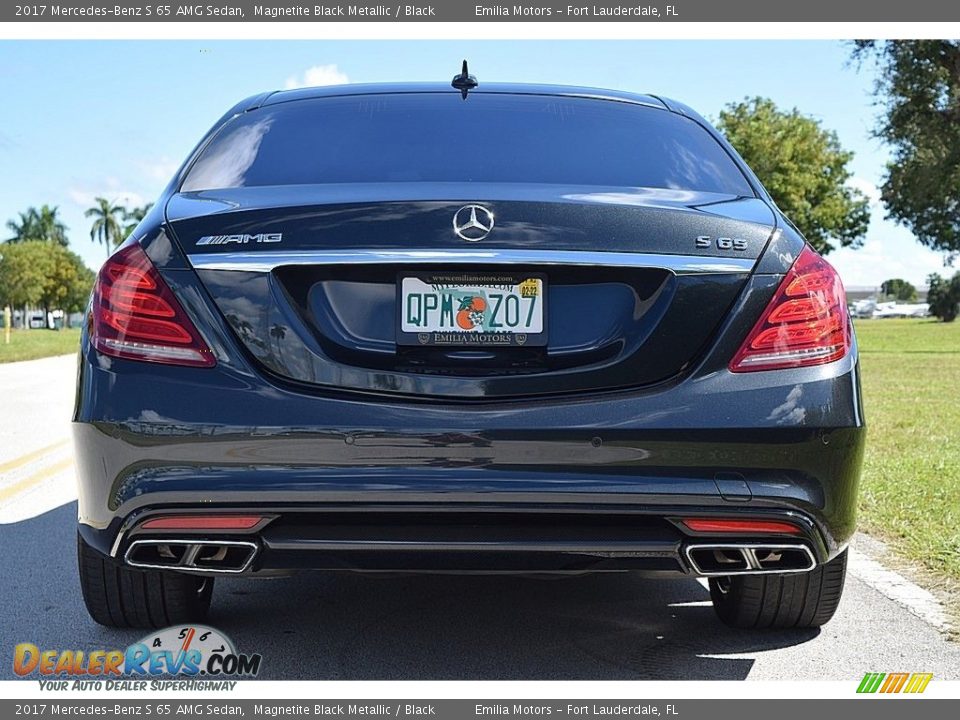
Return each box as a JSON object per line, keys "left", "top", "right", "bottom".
{"left": 451, "top": 59, "right": 478, "bottom": 100}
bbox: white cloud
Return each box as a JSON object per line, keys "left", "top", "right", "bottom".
{"left": 183, "top": 119, "right": 272, "bottom": 191}
{"left": 139, "top": 157, "right": 180, "bottom": 184}
{"left": 67, "top": 177, "right": 145, "bottom": 210}
{"left": 847, "top": 176, "right": 882, "bottom": 208}
{"left": 829, "top": 226, "right": 948, "bottom": 290}
{"left": 284, "top": 64, "right": 349, "bottom": 90}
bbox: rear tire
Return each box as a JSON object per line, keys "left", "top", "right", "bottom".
{"left": 709, "top": 549, "right": 847, "bottom": 629}
{"left": 77, "top": 532, "right": 214, "bottom": 628}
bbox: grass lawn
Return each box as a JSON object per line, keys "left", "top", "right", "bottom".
{"left": 854, "top": 318, "right": 960, "bottom": 586}
{"left": 0, "top": 327, "right": 81, "bottom": 363}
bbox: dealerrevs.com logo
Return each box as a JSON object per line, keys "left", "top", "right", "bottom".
{"left": 14, "top": 625, "right": 262, "bottom": 690}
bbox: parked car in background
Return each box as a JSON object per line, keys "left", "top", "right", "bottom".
{"left": 851, "top": 299, "right": 878, "bottom": 318}
{"left": 872, "top": 301, "right": 930, "bottom": 318}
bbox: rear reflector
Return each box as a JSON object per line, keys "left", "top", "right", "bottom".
{"left": 681, "top": 518, "right": 803, "bottom": 535}
{"left": 91, "top": 242, "right": 215, "bottom": 367}
{"left": 139, "top": 515, "right": 263, "bottom": 530}
{"left": 729, "top": 245, "right": 851, "bottom": 372}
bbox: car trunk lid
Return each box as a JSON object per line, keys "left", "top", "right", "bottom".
{"left": 166, "top": 184, "right": 775, "bottom": 400}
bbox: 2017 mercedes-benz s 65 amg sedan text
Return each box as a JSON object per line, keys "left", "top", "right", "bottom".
{"left": 74, "top": 72, "right": 864, "bottom": 630}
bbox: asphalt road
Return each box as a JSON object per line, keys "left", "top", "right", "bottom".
{"left": 1, "top": 353, "right": 959, "bottom": 681}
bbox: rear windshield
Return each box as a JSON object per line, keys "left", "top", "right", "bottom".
{"left": 181, "top": 93, "right": 754, "bottom": 196}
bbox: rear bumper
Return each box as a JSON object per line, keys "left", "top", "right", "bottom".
{"left": 96, "top": 505, "right": 827, "bottom": 577}
{"left": 73, "top": 336, "right": 865, "bottom": 577}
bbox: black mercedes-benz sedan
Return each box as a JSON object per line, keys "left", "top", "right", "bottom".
{"left": 73, "top": 74, "right": 864, "bottom": 631}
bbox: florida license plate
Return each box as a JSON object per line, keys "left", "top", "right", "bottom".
{"left": 397, "top": 272, "right": 547, "bottom": 347}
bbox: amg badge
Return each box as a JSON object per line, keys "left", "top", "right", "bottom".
{"left": 196, "top": 233, "right": 283, "bottom": 246}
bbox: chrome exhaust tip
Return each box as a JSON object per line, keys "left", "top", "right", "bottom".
{"left": 124, "top": 538, "right": 258, "bottom": 574}
{"left": 684, "top": 543, "right": 816, "bottom": 576}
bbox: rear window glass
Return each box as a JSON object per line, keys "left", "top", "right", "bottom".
{"left": 182, "top": 93, "right": 753, "bottom": 196}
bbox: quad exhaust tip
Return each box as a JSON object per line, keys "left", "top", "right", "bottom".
{"left": 684, "top": 543, "right": 816, "bottom": 576}
{"left": 124, "top": 538, "right": 259, "bottom": 574}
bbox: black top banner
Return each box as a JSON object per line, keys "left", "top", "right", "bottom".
{"left": 6, "top": 0, "right": 960, "bottom": 22}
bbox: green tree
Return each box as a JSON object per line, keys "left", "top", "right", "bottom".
{"left": 0, "top": 242, "right": 93, "bottom": 327}
{"left": 39, "top": 245, "right": 95, "bottom": 317}
{"left": 123, "top": 203, "right": 153, "bottom": 238}
{"left": 880, "top": 278, "right": 918, "bottom": 302}
{"left": 0, "top": 241, "right": 54, "bottom": 312}
{"left": 717, "top": 97, "right": 871, "bottom": 255}
{"left": 926, "top": 272, "right": 960, "bottom": 322}
{"left": 85, "top": 197, "right": 126, "bottom": 258}
{"left": 64, "top": 259, "right": 95, "bottom": 314}
{"left": 5, "top": 205, "right": 69, "bottom": 246}
{"left": 852, "top": 41, "right": 960, "bottom": 259}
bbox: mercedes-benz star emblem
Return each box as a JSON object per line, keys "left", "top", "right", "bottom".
{"left": 453, "top": 205, "right": 495, "bottom": 241}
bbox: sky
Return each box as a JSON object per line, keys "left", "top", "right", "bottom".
{"left": 0, "top": 40, "right": 951, "bottom": 288}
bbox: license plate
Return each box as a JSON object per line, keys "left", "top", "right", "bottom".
{"left": 397, "top": 272, "right": 547, "bottom": 347}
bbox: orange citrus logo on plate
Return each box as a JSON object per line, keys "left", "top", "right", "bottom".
{"left": 456, "top": 296, "right": 486, "bottom": 329}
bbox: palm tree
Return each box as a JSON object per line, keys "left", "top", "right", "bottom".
{"left": 123, "top": 203, "right": 154, "bottom": 238}
{"left": 270, "top": 323, "right": 287, "bottom": 363}
{"left": 6, "top": 209, "right": 37, "bottom": 241}
{"left": 5, "top": 205, "right": 68, "bottom": 245}
{"left": 35, "top": 205, "right": 69, "bottom": 246}
{"left": 85, "top": 197, "right": 125, "bottom": 258}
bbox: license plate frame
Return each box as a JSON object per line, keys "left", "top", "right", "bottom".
{"left": 396, "top": 271, "right": 548, "bottom": 348}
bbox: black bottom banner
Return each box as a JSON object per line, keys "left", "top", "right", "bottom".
{"left": 2, "top": 699, "right": 956, "bottom": 720}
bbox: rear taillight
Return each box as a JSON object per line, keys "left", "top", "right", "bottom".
{"left": 91, "top": 243, "right": 215, "bottom": 367}
{"left": 730, "top": 245, "right": 850, "bottom": 372}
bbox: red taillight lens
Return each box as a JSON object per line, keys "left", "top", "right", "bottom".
{"left": 729, "top": 245, "right": 850, "bottom": 372}
{"left": 680, "top": 518, "right": 803, "bottom": 535}
{"left": 91, "top": 243, "right": 215, "bottom": 367}
{"left": 139, "top": 515, "right": 263, "bottom": 530}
